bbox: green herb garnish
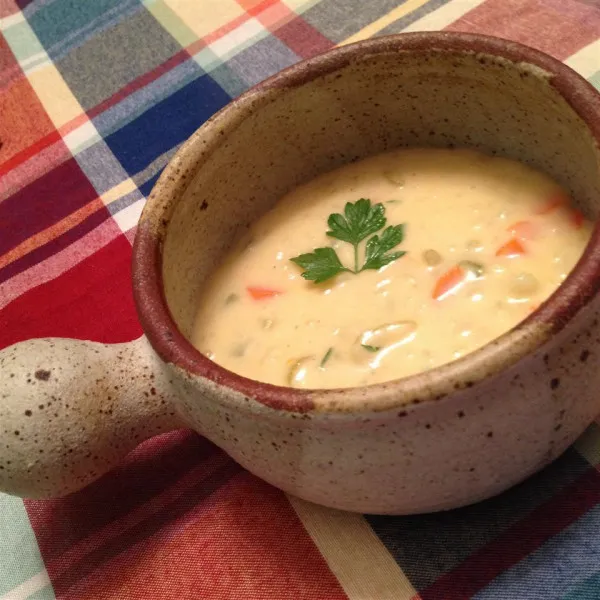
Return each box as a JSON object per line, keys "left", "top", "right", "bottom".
{"left": 290, "top": 247, "right": 347, "bottom": 284}
{"left": 361, "top": 344, "right": 381, "bottom": 352}
{"left": 320, "top": 347, "right": 333, "bottom": 368}
{"left": 290, "top": 199, "right": 406, "bottom": 283}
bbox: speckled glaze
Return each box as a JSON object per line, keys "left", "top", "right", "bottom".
{"left": 2, "top": 33, "right": 600, "bottom": 513}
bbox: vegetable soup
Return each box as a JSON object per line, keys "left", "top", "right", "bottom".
{"left": 192, "top": 148, "right": 592, "bottom": 389}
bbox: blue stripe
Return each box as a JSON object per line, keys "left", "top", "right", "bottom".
{"left": 27, "top": 0, "right": 142, "bottom": 61}
{"left": 473, "top": 502, "right": 600, "bottom": 600}
{"left": 93, "top": 57, "right": 203, "bottom": 138}
{"left": 139, "top": 170, "right": 162, "bottom": 198}
{"left": 366, "top": 449, "right": 590, "bottom": 591}
{"left": 21, "top": 0, "right": 62, "bottom": 19}
{"left": 104, "top": 74, "right": 230, "bottom": 177}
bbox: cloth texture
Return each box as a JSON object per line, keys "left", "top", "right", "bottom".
{"left": 1, "top": 0, "right": 600, "bottom": 598}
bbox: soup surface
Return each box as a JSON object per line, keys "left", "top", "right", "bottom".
{"left": 192, "top": 148, "right": 591, "bottom": 389}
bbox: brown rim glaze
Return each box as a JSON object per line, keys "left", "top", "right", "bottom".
{"left": 133, "top": 32, "right": 600, "bottom": 414}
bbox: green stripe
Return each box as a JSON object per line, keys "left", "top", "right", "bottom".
{"left": 26, "top": 586, "right": 56, "bottom": 600}
{"left": 3, "top": 21, "right": 45, "bottom": 64}
{"left": 562, "top": 572, "right": 600, "bottom": 599}
{"left": 0, "top": 494, "right": 55, "bottom": 599}
{"left": 589, "top": 70, "right": 600, "bottom": 91}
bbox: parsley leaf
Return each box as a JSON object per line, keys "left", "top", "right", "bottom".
{"left": 290, "top": 247, "right": 348, "bottom": 283}
{"left": 290, "top": 199, "right": 407, "bottom": 283}
{"left": 326, "top": 199, "right": 386, "bottom": 245}
{"left": 362, "top": 224, "right": 406, "bottom": 271}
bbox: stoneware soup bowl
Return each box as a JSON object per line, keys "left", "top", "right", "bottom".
{"left": 2, "top": 32, "right": 600, "bottom": 515}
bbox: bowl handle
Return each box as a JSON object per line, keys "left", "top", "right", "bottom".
{"left": 0, "top": 336, "right": 185, "bottom": 498}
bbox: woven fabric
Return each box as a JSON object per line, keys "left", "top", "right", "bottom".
{"left": 1, "top": 0, "right": 600, "bottom": 598}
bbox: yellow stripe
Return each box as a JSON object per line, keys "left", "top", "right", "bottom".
{"left": 288, "top": 495, "right": 418, "bottom": 599}
{"left": 338, "top": 0, "right": 431, "bottom": 46}
{"left": 564, "top": 39, "right": 600, "bottom": 79}
{"left": 4, "top": 18, "right": 87, "bottom": 129}
{"left": 100, "top": 178, "right": 138, "bottom": 206}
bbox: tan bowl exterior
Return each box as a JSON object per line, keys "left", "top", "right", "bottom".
{"left": 135, "top": 32, "right": 600, "bottom": 514}
{"left": 2, "top": 32, "right": 600, "bottom": 513}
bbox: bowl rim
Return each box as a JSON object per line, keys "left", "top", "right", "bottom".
{"left": 132, "top": 31, "right": 600, "bottom": 414}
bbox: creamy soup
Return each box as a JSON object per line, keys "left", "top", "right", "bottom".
{"left": 192, "top": 148, "right": 592, "bottom": 389}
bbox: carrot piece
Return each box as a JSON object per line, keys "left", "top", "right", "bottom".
{"left": 496, "top": 238, "right": 526, "bottom": 258}
{"left": 507, "top": 220, "right": 537, "bottom": 240}
{"left": 535, "top": 193, "right": 567, "bottom": 215}
{"left": 432, "top": 265, "right": 466, "bottom": 300}
{"left": 247, "top": 286, "right": 282, "bottom": 300}
{"left": 571, "top": 209, "right": 584, "bottom": 230}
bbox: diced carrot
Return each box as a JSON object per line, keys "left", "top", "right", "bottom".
{"left": 247, "top": 286, "right": 282, "bottom": 300}
{"left": 571, "top": 209, "right": 584, "bottom": 230}
{"left": 507, "top": 220, "right": 537, "bottom": 240}
{"left": 432, "top": 265, "right": 466, "bottom": 300}
{"left": 496, "top": 238, "right": 526, "bottom": 258}
{"left": 535, "top": 193, "right": 568, "bottom": 215}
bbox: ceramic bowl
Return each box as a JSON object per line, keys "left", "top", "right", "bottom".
{"left": 2, "top": 32, "right": 600, "bottom": 514}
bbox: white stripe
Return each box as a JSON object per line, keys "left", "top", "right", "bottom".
{"left": 2, "top": 18, "right": 50, "bottom": 74}
{"left": 288, "top": 495, "right": 418, "bottom": 600}
{"left": 564, "top": 39, "right": 600, "bottom": 79}
{"left": 63, "top": 120, "right": 100, "bottom": 155}
{"left": 0, "top": 11, "right": 26, "bottom": 30}
{"left": 0, "top": 570, "right": 51, "bottom": 600}
{"left": 19, "top": 50, "right": 48, "bottom": 74}
{"left": 113, "top": 197, "right": 146, "bottom": 233}
{"left": 402, "top": 0, "right": 487, "bottom": 32}
{"left": 209, "top": 17, "right": 266, "bottom": 59}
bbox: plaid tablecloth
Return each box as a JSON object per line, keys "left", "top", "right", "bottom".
{"left": 2, "top": 0, "right": 600, "bottom": 598}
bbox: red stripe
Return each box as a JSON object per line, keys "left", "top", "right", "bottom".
{"left": 0, "top": 128, "right": 62, "bottom": 178}
{"left": 418, "top": 468, "right": 600, "bottom": 600}
{"left": 244, "top": 0, "right": 282, "bottom": 17}
{"left": 446, "top": 0, "right": 600, "bottom": 60}
{"left": 0, "top": 202, "right": 109, "bottom": 285}
{"left": 24, "top": 434, "right": 219, "bottom": 560}
{"left": 49, "top": 459, "right": 242, "bottom": 597}
{"left": 243, "top": 0, "right": 333, "bottom": 58}
{"left": 0, "top": 233, "right": 141, "bottom": 349}
{"left": 57, "top": 112, "right": 91, "bottom": 137}
{"left": 55, "top": 471, "right": 348, "bottom": 600}
{"left": 0, "top": 136, "right": 72, "bottom": 202}
{"left": 0, "top": 157, "right": 99, "bottom": 258}
{"left": 274, "top": 15, "right": 333, "bottom": 58}
{"left": 0, "top": 0, "right": 22, "bottom": 18}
